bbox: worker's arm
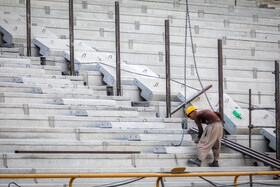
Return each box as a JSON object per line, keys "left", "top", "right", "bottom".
{"left": 194, "top": 118, "right": 203, "bottom": 139}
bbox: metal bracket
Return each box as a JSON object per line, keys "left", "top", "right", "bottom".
{"left": 48, "top": 116, "right": 55, "bottom": 128}
{"left": 23, "top": 104, "right": 29, "bottom": 115}
{"left": 3, "top": 154, "right": 8, "bottom": 168}
{"left": 131, "top": 154, "right": 136, "bottom": 167}
{"left": 102, "top": 142, "right": 108, "bottom": 151}
{"left": 75, "top": 128, "right": 81, "bottom": 141}
{"left": 53, "top": 98, "right": 64, "bottom": 105}
{"left": 128, "top": 134, "right": 141, "bottom": 141}
{"left": 154, "top": 146, "right": 167, "bottom": 154}
{"left": 75, "top": 110, "right": 88, "bottom": 117}
{"left": 12, "top": 77, "right": 23, "bottom": 83}
{"left": 0, "top": 93, "right": 5, "bottom": 103}
{"left": 99, "top": 122, "right": 112, "bottom": 128}
{"left": 31, "top": 87, "right": 43, "bottom": 94}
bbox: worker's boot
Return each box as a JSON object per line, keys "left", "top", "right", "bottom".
{"left": 208, "top": 161, "right": 219, "bottom": 167}
{"left": 188, "top": 158, "right": 201, "bottom": 167}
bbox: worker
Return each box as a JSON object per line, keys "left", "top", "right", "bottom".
{"left": 186, "top": 106, "right": 223, "bottom": 167}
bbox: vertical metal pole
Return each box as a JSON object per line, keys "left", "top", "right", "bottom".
{"left": 165, "top": 20, "right": 171, "bottom": 118}
{"left": 235, "top": 0, "right": 237, "bottom": 6}
{"left": 218, "top": 39, "right": 224, "bottom": 121}
{"left": 249, "top": 174, "right": 253, "bottom": 187}
{"left": 115, "top": 1, "right": 121, "bottom": 96}
{"left": 248, "top": 90, "right": 253, "bottom": 187}
{"left": 249, "top": 89, "right": 252, "bottom": 149}
{"left": 26, "top": 0, "right": 31, "bottom": 56}
{"left": 69, "top": 0, "right": 75, "bottom": 75}
{"left": 275, "top": 61, "right": 280, "bottom": 160}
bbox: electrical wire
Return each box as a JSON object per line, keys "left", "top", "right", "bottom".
{"left": 185, "top": 0, "right": 214, "bottom": 111}
{"left": 82, "top": 61, "right": 200, "bottom": 91}
{"left": 91, "top": 177, "right": 145, "bottom": 187}
{"left": 216, "top": 181, "right": 280, "bottom": 187}
{"left": 183, "top": 0, "right": 188, "bottom": 103}
{"left": 8, "top": 182, "right": 21, "bottom": 187}
{"left": 106, "top": 177, "right": 145, "bottom": 187}
{"left": 172, "top": 0, "right": 190, "bottom": 147}
{"left": 234, "top": 100, "right": 276, "bottom": 113}
{"left": 197, "top": 176, "right": 280, "bottom": 187}
{"left": 199, "top": 176, "right": 218, "bottom": 186}
{"left": 86, "top": 59, "right": 277, "bottom": 116}
{"left": 172, "top": 128, "right": 185, "bottom": 146}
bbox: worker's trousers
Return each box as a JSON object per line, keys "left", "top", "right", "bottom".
{"left": 197, "top": 122, "right": 223, "bottom": 161}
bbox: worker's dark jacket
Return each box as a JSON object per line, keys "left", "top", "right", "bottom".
{"left": 193, "top": 110, "right": 222, "bottom": 139}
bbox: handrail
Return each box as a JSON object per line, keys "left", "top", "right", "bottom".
{"left": 0, "top": 171, "right": 280, "bottom": 187}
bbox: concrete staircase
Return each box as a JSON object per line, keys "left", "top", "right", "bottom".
{"left": 0, "top": 48, "right": 278, "bottom": 187}
{"left": 0, "top": 0, "right": 280, "bottom": 186}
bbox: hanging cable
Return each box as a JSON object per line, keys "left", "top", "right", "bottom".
{"left": 82, "top": 61, "right": 200, "bottom": 91}
{"left": 8, "top": 182, "right": 21, "bottom": 187}
{"left": 172, "top": 0, "right": 190, "bottom": 147}
{"left": 199, "top": 176, "right": 218, "bottom": 186}
{"left": 91, "top": 177, "right": 145, "bottom": 187}
{"left": 172, "top": 128, "right": 185, "bottom": 146}
{"left": 185, "top": 0, "right": 214, "bottom": 111}
{"left": 183, "top": 0, "right": 188, "bottom": 104}
{"left": 234, "top": 100, "right": 276, "bottom": 113}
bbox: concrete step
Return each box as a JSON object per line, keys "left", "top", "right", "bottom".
{"left": 0, "top": 92, "right": 132, "bottom": 106}
{"left": 1, "top": 121, "right": 184, "bottom": 134}
{"left": 4, "top": 77, "right": 84, "bottom": 86}
{"left": 120, "top": 49, "right": 277, "bottom": 67}
{"left": 1, "top": 1, "right": 278, "bottom": 42}
{"left": 169, "top": 76, "right": 275, "bottom": 92}
{"left": 0, "top": 82, "right": 107, "bottom": 96}
{"left": 128, "top": 133, "right": 192, "bottom": 142}
{"left": 0, "top": 126, "right": 270, "bottom": 152}
{"left": 0, "top": 102, "right": 148, "bottom": 116}
{"left": 158, "top": 65, "right": 275, "bottom": 80}
{"left": 226, "top": 89, "right": 274, "bottom": 106}
{"left": 0, "top": 57, "right": 31, "bottom": 65}
{"left": 0, "top": 127, "right": 170, "bottom": 141}
{"left": 0, "top": 106, "right": 148, "bottom": 118}
{"left": 0, "top": 139, "right": 181, "bottom": 154}
{"left": 0, "top": 66, "right": 61, "bottom": 75}
{"left": 0, "top": 73, "right": 84, "bottom": 83}
{"left": 69, "top": 33, "right": 280, "bottom": 58}
{"left": 0, "top": 55, "right": 41, "bottom": 65}
{"left": 26, "top": 1, "right": 276, "bottom": 28}
{"left": 0, "top": 152, "right": 263, "bottom": 169}
{"left": 0, "top": 47, "right": 20, "bottom": 56}
{"left": 154, "top": 134, "right": 271, "bottom": 154}
{"left": 5, "top": 121, "right": 177, "bottom": 133}
{"left": 3, "top": 0, "right": 279, "bottom": 18}
{"left": 0, "top": 126, "right": 184, "bottom": 141}
{"left": 0, "top": 113, "right": 182, "bottom": 126}
{"left": 125, "top": 49, "right": 276, "bottom": 69}
{"left": 40, "top": 17, "right": 280, "bottom": 50}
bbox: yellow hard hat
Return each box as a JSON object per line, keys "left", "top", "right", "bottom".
{"left": 186, "top": 106, "right": 197, "bottom": 117}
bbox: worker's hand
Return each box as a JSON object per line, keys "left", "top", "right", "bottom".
{"left": 194, "top": 137, "right": 200, "bottom": 144}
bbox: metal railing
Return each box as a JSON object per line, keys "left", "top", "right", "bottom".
{"left": 1, "top": 171, "right": 280, "bottom": 187}
{"left": 248, "top": 61, "right": 280, "bottom": 159}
